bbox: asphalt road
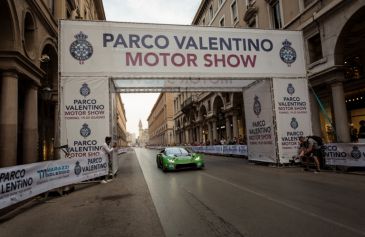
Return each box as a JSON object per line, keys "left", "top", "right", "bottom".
{"left": 135, "top": 147, "right": 365, "bottom": 237}
{"left": 1, "top": 148, "right": 364, "bottom": 237}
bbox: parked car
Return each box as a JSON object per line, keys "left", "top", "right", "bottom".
{"left": 156, "top": 147, "right": 204, "bottom": 172}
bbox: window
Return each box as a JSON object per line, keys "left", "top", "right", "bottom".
{"left": 209, "top": 4, "right": 214, "bottom": 20}
{"left": 303, "top": 0, "right": 316, "bottom": 8}
{"left": 307, "top": 33, "right": 323, "bottom": 63}
{"left": 220, "top": 17, "right": 225, "bottom": 27}
{"left": 231, "top": 0, "right": 238, "bottom": 23}
{"left": 246, "top": 0, "right": 255, "bottom": 7}
{"left": 202, "top": 18, "right": 205, "bottom": 26}
{"left": 271, "top": 0, "right": 282, "bottom": 29}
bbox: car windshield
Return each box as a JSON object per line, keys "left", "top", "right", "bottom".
{"left": 165, "top": 147, "right": 189, "bottom": 156}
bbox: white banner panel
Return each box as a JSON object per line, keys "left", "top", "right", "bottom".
{"left": 60, "top": 20, "right": 305, "bottom": 78}
{"left": 0, "top": 157, "right": 107, "bottom": 209}
{"left": 244, "top": 80, "right": 277, "bottom": 163}
{"left": 325, "top": 143, "right": 365, "bottom": 167}
{"left": 60, "top": 77, "right": 110, "bottom": 161}
{"left": 273, "top": 79, "right": 312, "bottom": 163}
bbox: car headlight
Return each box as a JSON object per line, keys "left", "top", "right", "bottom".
{"left": 168, "top": 159, "right": 175, "bottom": 163}
{"left": 194, "top": 156, "right": 201, "bottom": 161}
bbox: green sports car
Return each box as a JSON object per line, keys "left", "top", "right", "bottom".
{"left": 156, "top": 147, "right": 204, "bottom": 172}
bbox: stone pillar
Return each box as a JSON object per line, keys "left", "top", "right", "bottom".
{"left": 23, "top": 86, "right": 38, "bottom": 164}
{"left": 309, "top": 90, "right": 321, "bottom": 136}
{"left": 331, "top": 82, "right": 350, "bottom": 142}
{"left": 226, "top": 116, "right": 232, "bottom": 140}
{"left": 208, "top": 122, "right": 213, "bottom": 144}
{"left": 196, "top": 126, "right": 200, "bottom": 143}
{"left": 232, "top": 114, "right": 238, "bottom": 138}
{"left": 0, "top": 71, "right": 18, "bottom": 167}
{"left": 212, "top": 120, "right": 218, "bottom": 142}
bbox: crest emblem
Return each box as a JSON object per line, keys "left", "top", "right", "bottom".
{"left": 69, "top": 31, "right": 93, "bottom": 64}
{"left": 74, "top": 161, "right": 82, "bottom": 175}
{"left": 279, "top": 39, "right": 297, "bottom": 67}
{"left": 80, "top": 123, "right": 91, "bottom": 138}
{"left": 290, "top": 117, "right": 298, "bottom": 129}
{"left": 80, "top": 83, "right": 91, "bottom": 97}
{"left": 351, "top": 146, "right": 361, "bottom": 160}
{"left": 287, "top": 83, "right": 295, "bottom": 95}
{"left": 253, "top": 95, "right": 261, "bottom": 117}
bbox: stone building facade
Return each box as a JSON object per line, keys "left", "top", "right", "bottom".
{"left": 114, "top": 94, "right": 128, "bottom": 147}
{"left": 0, "top": 0, "right": 105, "bottom": 167}
{"left": 148, "top": 93, "right": 175, "bottom": 146}
{"left": 174, "top": 0, "right": 365, "bottom": 145}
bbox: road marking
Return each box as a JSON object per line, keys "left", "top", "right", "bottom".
{"left": 202, "top": 172, "right": 365, "bottom": 236}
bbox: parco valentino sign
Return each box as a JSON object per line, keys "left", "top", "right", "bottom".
{"left": 60, "top": 20, "right": 306, "bottom": 78}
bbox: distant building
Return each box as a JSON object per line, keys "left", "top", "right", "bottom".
{"left": 147, "top": 93, "right": 175, "bottom": 146}
{"left": 138, "top": 120, "right": 149, "bottom": 146}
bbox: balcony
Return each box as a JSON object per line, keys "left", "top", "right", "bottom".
{"left": 181, "top": 96, "right": 197, "bottom": 114}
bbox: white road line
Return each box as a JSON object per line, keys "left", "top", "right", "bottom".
{"left": 202, "top": 172, "right": 365, "bottom": 236}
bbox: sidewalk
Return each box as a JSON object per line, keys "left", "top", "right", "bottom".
{"left": 0, "top": 151, "right": 165, "bottom": 237}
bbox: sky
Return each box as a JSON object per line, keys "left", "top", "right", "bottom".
{"left": 103, "top": 0, "right": 201, "bottom": 135}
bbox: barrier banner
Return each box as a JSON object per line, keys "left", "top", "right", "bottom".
{"left": 273, "top": 78, "right": 312, "bottom": 163}
{"left": 325, "top": 143, "right": 365, "bottom": 167}
{"left": 244, "top": 80, "right": 277, "bottom": 163}
{"left": 190, "top": 145, "right": 248, "bottom": 156}
{"left": 0, "top": 156, "right": 107, "bottom": 209}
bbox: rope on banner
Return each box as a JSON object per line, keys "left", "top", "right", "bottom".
{"left": 308, "top": 82, "right": 336, "bottom": 136}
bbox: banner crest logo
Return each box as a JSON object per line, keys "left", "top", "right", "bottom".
{"left": 80, "top": 83, "right": 91, "bottom": 97}
{"left": 74, "top": 161, "right": 82, "bottom": 175}
{"left": 69, "top": 31, "right": 93, "bottom": 64}
{"left": 80, "top": 123, "right": 91, "bottom": 138}
{"left": 351, "top": 146, "right": 361, "bottom": 159}
{"left": 287, "top": 83, "right": 295, "bottom": 95}
{"left": 290, "top": 117, "right": 299, "bottom": 129}
{"left": 280, "top": 39, "right": 296, "bottom": 67}
{"left": 253, "top": 95, "right": 261, "bottom": 117}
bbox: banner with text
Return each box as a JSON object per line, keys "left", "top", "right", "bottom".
{"left": 244, "top": 80, "right": 277, "bottom": 163}
{"left": 273, "top": 79, "right": 312, "bottom": 163}
{"left": 60, "top": 77, "right": 110, "bottom": 161}
{"left": 60, "top": 20, "right": 305, "bottom": 78}
{"left": 0, "top": 157, "right": 107, "bottom": 209}
{"left": 325, "top": 143, "right": 365, "bottom": 167}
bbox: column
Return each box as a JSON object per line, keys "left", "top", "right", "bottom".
{"left": 212, "top": 120, "right": 218, "bottom": 142}
{"left": 196, "top": 126, "right": 200, "bottom": 143}
{"left": 309, "top": 90, "right": 321, "bottom": 136}
{"left": 0, "top": 71, "right": 18, "bottom": 167}
{"left": 232, "top": 114, "right": 238, "bottom": 138}
{"left": 208, "top": 122, "right": 213, "bottom": 144}
{"left": 23, "top": 86, "right": 38, "bottom": 164}
{"left": 331, "top": 82, "right": 350, "bottom": 142}
{"left": 226, "top": 116, "right": 232, "bottom": 140}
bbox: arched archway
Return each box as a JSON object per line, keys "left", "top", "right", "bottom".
{"left": 0, "top": 1, "right": 15, "bottom": 50}
{"left": 334, "top": 6, "right": 365, "bottom": 138}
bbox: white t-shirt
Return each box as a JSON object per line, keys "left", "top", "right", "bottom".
{"left": 102, "top": 142, "right": 113, "bottom": 156}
